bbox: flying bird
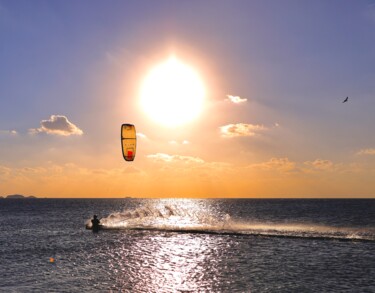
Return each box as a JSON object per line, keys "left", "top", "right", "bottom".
{"left": 342, "top": 97, "right": 349, "bottom": 103}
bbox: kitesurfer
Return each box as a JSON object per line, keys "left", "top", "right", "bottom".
{"left": 91, "top": 215, "right": 100, "bottom": 232}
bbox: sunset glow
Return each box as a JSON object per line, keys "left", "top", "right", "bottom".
{"left": 140, "top": 57, "right": 205, "bottom": 127}
{"left": 1, "top": 1, "right": 375, "bottom": 198}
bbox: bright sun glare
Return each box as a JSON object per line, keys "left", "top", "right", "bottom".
{"left": 140, "top": 57, "right": 205, "bottom": 127}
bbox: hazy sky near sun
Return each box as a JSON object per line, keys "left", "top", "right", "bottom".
{"left": 1, "top": 0, "right": 375, "bottom": 198}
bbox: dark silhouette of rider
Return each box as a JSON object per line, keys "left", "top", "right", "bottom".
{"left": 91, "top": 215, "right": 100, "bottom": 232}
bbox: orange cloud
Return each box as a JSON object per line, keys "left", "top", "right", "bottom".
{"left": 220, "top": 123, "right": 266, "bottom": 138}
{"left": 304, "top": 159, "right": 334, "bottom": 171}
{"left": 147, "top": 153, "right": 204, "bottom": 164}
{"left": 248, "top": 157, "right": 297, "bottom": 173}
{"left": 357, "top": 148, "right": 375, "bottom": 155}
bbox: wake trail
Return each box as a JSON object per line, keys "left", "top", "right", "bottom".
{"left": 85, "top": 204, "right": 375, "bottom": 242}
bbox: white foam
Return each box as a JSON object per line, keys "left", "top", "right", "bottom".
{"left": 86, "top": 204, "right": 375, "bottom": 242}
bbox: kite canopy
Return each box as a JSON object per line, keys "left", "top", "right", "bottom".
{"left": 121, "top": 124, "right": 136, "bottom": 161}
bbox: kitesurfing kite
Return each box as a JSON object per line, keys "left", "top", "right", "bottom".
{"left": 343, "top": 97, "right": 349, "bottom": 103}
{"left": 121, "top": 124, "right": 136, "bottom": 161}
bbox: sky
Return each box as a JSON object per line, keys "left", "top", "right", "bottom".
{"left": 1, "top": 0, "right": 375, "bottom": 198}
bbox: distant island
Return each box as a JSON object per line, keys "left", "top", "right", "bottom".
{"left": 4, "top": 194, "right": 37, "bottom": 199}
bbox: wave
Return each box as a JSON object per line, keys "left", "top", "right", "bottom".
{"left": 85, "top": 204, "right": 375, "bottom": 242}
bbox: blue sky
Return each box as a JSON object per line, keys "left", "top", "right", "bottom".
{"left": 1, "top": 0, "right": 375, "bottom": 197}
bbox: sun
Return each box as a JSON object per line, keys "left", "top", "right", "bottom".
{"left": 140, "top": 57, "right": 205, "bottom": 127}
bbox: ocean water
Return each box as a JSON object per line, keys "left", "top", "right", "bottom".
{"left": 0, "top": 198, "right": 374, "bottom": 292}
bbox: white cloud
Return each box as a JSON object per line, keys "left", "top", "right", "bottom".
{"left": 357, "top": 148, "right": 375, "bottom": 155}
{"left": 169, "top": 140, "right": 190, "bottom": 145}
{"left": 137, "top": 133, "right": 147, "bottom": 139}
{"left": 30, "top": 115, "right": 83, "bottom": 136}
{"left": 220, "top": 123, "right": 266, "bottom": 138}
{"left": 147, "top": 153, "right": 204, "bottom": 164}
{"left": 226, "top": 95, "right": 247, "bottom": 104}
{"left": 0, "top": 130, "right": 17, "bottom": 135}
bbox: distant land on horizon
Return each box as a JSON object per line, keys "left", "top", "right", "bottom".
{"left": 2, "top": 194, "right": 37, "bottom": 199}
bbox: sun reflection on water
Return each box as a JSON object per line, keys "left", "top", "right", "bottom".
{"left": 104, "top": 199, "right": 229, "bottom": 292}
{"left": 143, "top": 235, "right": 210, "bottom": 291}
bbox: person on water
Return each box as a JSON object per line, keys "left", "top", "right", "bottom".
{"left": 91, "top": 215, "right": 100, "bottom": 232}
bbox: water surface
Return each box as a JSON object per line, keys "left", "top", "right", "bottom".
{"left": 1, "top": 198, "right": 374, "bottom": 292}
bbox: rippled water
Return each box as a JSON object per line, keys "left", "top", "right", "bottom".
{"left": 1, "top": 198, "right": 374, "bottom": 292}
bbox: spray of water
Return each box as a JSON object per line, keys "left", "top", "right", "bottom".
{"left": 86, "top": 204, "right": 374, "bottom": 242}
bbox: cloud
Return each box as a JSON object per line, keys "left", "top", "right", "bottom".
{"left": 0, "top": 130, "right": 17, "bottom": 135}
{"left": 304, "top": 159, "right": 334, "bottom": 171}
{"left": 226, "top": 95, "right": 247, "bottom": 104}
{"left": 248, "top": 157, "right": 297, "bottom": 173}
{"left": 220, "top": 123, "right": 266, "bottom": 138}
{"left": 169, "top": 140, "right": 190, "bottom": 145}
{"left": 247, "top": 158, "right": 346, "bottom": 174}
{"left": 0, "top": 165, "right": 11, "bottom": 177}
{"left": 30, "top": 115, "right": 83, "bottom": 136}
{"left": 357, "top": 148, "right": 375, "bottom": 155}
{"left": 147, "top": 153, "right": 204, "bottom": 164}
{"left": 137, "top": 133, "right": 147, "bottom": 139}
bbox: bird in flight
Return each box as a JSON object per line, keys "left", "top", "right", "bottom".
{"left": 342, "top": 97, "right": 349, "bottom": 103}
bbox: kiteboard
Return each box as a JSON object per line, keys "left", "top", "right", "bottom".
{"left": 85, "top": 224, "right": 103, "bottom": 230}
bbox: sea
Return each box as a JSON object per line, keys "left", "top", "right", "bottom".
{"left": 0, "top": 198, "right": 374, "bottom": 293}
